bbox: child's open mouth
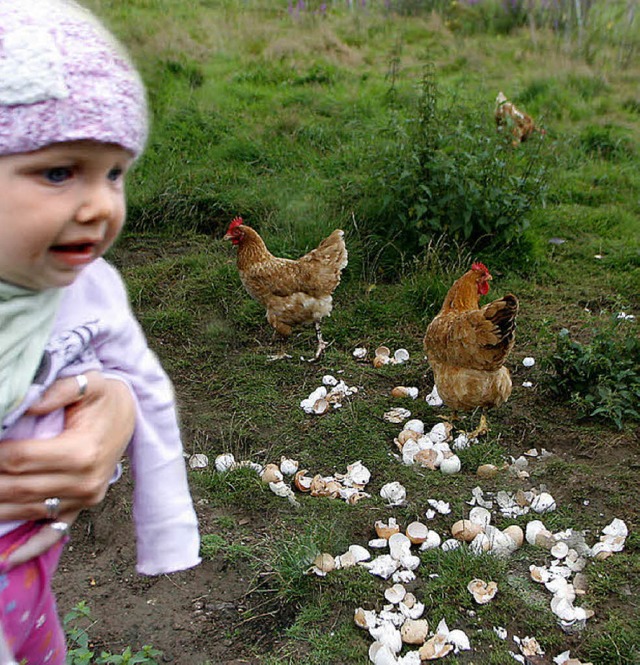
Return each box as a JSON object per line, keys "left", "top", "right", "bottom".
{"left": 50, "top": 242, "right": 96, "bottom": 266}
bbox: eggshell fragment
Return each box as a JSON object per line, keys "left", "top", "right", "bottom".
{"left": 391, "top": 386, "right": 419, "bottom": 399}
{"left": 279, "top": 457, "right": 299, "bottom": 475}
{"left": 261, "top": 463, "right": 283, "bottom": 484}
{"left": 451, "top": 520, "right": 484, "bottom": 542}
{"left": 294, "top": 469, "right": 312, "bottom": 492}
{"left": 354, "top": 607, "right": 376, "bottom": 630}
{"left": 309, "top": 552, "right": 335, "bottom": 575}
{"left": 394, "top": 348, "right": 410, "bottom": 362}
{"left": 477, "top": 463, "right": 499, "bottom": 478}
{"left": 384, "top": 583, "right": 407, "bottom": 605}
{"left": 502, "top": 525, "right": 524, "bottom": 548}
{"left": 401, "top": 618, "right": 429, "bottom": 645}
{"left": 530, "top": 491, "right": 556, "bottom": 513}
{"left": 419, "top": 634, "right": 453, "bottom": 660}
{"left": 214, "top": 453, "right": 236, "bottom": 472}
{"left": 375, "top": 518, "right": 400, "bottom": 540}
{"left": 406, "top": 521, "right": 429, "bottom": 545}
{"left": 469, "top": 506, "right": 492, "bottom": 528}
{"left": 439, "top": 454, "right": 461, "bottom": 474}
{"left": 404, "top": 419, "right": 425, "bottom": 434}
{"left": 467, "top": 578, "right": 498, "bottom": 604}
{"left": 380, "top": 482, "right": 407, "bottom": 506}
{"left": 188, "top": 453, "right": 209, "bottom": 469}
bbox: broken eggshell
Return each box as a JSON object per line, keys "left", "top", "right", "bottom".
{"left": 393, "top": 348, "right": 410, "bottom": 364}
{"left": 380, "top": 482, "right": 407, "bottom": 506}
{"left": 451, "top": 519, "right": 484, "bottom": 543}
{"left": 406, "top": 521, "right": 429, "bottom": 545}
{"left": 391, "top": 386, "right": 419, "bottom": 399}
{"left": 375, "top": 518, "right": 401, "bottom": 540}
{"left": 353, "top": 347, "right": 368, "bottom": 360}
{"left": 400, "top": 619, "right": 429, "bottom": 645}
{"left": 384, "top": 583, "right": 407, "bottom": 605}
{"left": 279, "top": 456, "right": 299, "bottom": 475}
{"left": 467, "top": 578, "right": 498, "bottom": 604}
{"left": 214, "top": 453, "right": 236, "bottom": 473}
{"left": 439, "top": 454, "right": 461, "bottom": 474}
{"left": 261, "top": 463, "right": 283, "bottom": 484}
{"left": 188, "top": 453, "right": 209, "bottom": 469}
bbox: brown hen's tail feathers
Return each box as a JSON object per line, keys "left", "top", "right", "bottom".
{"left": 312, "top": 229, "right": 348, "bottom": 269}
{"left": 484, "top": 294, "right": 519, "bottom": 346}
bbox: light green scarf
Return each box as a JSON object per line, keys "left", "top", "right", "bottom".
{"left": 0, "top": 281, "right": 62, "bottom": 422}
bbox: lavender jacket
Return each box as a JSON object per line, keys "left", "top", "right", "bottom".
{"left": 1, "top": 259, "right": 201, "bottom": 576}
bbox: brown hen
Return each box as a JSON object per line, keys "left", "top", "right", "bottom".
{"left": 225, "top": 217, "right": 348, "bottom": 361}
{"left": 423, "top": 262, "right": 519, "bottom": 427}
{"left": 495, "top": 91, "right": 544, "bottom": 146}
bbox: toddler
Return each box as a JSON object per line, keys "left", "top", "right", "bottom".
{"left": 0, "top": 1, "right": 201, "bottom": 662}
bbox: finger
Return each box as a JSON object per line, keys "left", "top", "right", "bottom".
{"left": 0, "top": 433, "right": 100, "bottom": 476}
{"left": 26, "top": 370, "right": 105, "bottom": 415}
{"left": 0, "top": 496, "right": 81, "bottom": 522}
{"left": 4, "top": 510, "right": 80, "bottom": 571}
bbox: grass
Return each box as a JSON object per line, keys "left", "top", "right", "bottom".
{"left": 83, "top": 1, "right": 639, "bottom": 663}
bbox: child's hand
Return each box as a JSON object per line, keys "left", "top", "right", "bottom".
{"left": 0, "top": 375, "right": 135, "bottom": 521}
{"left": 3, "top": 510, "right": 80, "bottom": 571}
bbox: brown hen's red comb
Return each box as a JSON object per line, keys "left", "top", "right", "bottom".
{"left": 471, "top": 262, "right": 490, "bottom": 275}
{"left": 228, "top": 216, "right": 244, "bottom": 230}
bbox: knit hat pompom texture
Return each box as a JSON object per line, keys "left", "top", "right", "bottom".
{"left": 0, "top": 0, "right": 148, "bottom": 157}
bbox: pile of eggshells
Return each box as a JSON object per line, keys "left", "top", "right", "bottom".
{"left": 351, "top": 518, "right": 471, "bottom": 663}
{"left": 213, "top": 454, "right": 371, "bottom": 506}
{"left": 293, "top": 459, "right": 372, "bottom": 505}
{"left": 527, "top": 517, "right": 628, "bottom": 631}
{"left": 448, "top": 506, "right": 524, "bottom": 558}
{"left": 467, "top": 485, "right": 557, "bottom": 518}
{"left": 353, "top": 345, "right": 411, "bottom": 368}
{"left": 300, "top": 374, "right": 358, "bottom": 415}
{"left": 391, "top": 418, "right": 470, "bottom": 475}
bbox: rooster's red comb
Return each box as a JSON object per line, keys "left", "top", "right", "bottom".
{"left": 471, "top": 262, "right": 490, "bottom": 275}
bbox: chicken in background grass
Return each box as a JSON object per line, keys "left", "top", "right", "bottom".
{"left": 224, "top": 217, "right": 348, "bottom": 361}
{"left": 423, "top": 262, "right": 519, "bottom": 434}
{"left": 495, "top": 91, "right": 545, "bottom": 146}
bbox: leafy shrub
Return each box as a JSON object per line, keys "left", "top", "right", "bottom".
{"left": 65, "top": 602, "right": 163, "bottom": 664}
{"left": 547, "top": 315, "right": 640, "bottom": 429}
{"left": 354, "top": 66, "right": 549, "bottom": 275}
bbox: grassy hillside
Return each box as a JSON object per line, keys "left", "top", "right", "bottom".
{"left": 81, "top": 1, "right": 638, "bottom": 663}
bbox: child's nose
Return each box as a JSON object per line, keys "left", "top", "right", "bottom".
{"left": 75, "top": 184, "right": 118, "bottom": 224}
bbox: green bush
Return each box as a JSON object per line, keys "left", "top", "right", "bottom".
{"left": 547, "top": 314, "right": 640, "bottom": 429}
{"left": 354, "top": 66, "right": 549, "bottom": 275}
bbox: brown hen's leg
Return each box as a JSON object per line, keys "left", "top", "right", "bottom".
{"left": 304, "top": 322, "right": 328, "bottom": 363}
{"left": 467, "top": 413, "right": 489, "bottom": 438}
{"left": 267, "top": 351, "right": 292, "bottom": 361}
{"left": 266, "top": 332, "right": 292, "bottom": 361}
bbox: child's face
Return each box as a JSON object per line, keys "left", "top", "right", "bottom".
{"left": 0, "top": 141, "right": 133, "bottom": 290}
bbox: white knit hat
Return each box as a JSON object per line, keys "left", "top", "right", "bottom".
{"left": 0, "top": 0, "right": 148, "bottom": 157}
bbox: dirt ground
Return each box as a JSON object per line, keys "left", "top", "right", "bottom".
{"left": 54, "top": 470, "right": 279, "bottom": 664}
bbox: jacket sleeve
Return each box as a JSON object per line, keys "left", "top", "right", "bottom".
{"left": 62, "top": 260, "right": 201, "bottom": 575}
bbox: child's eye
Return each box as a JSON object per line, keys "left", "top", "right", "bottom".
{"left": 43, "top": 166, "right": 73, "bottom": 183}
{"left": 107, "top": 167, "right": 124, "bottom": 182}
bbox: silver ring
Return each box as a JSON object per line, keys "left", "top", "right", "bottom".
{"left": 75, "top": 373, "right": 88, "bottom": 398}
{"left": 44, "top": 497, "right": 61, "bottom": 519}
{"left": 50, "top": 521, "right": 70, "bottom": 535}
